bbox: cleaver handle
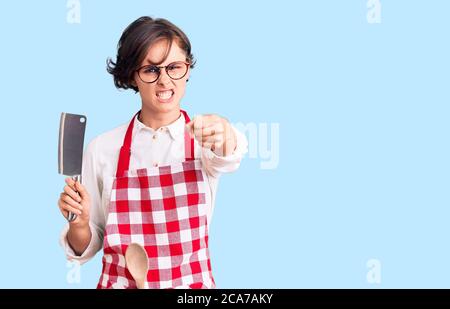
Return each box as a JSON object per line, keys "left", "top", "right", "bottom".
{"left": 67, "top": 175, "right": 82, "bottom": 222}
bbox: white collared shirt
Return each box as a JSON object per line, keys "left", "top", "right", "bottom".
{"left": 60, "top": 112, "right": 248, "bottom": 264}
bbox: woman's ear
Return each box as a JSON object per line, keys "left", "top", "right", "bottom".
{"left": 131, "top": 75, "right": 138, "bottom": 88}
{"left": 130, "top": 72, "right": 139, "bottom": 88}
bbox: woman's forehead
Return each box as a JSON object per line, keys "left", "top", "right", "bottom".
{"left": 143, "top": 39, "right": 185, "bottom": 65}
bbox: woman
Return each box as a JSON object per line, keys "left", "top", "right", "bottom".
{"left": 57, "top": 16, "right": 247, "bottom": 289}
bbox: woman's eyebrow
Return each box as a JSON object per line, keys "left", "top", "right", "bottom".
{"left": 144, "top": 59, "right": 183, "bottom": 66}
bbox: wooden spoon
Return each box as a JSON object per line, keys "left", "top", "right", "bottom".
{"left": 125, "top": 243, "right": 149, "bottom": 289}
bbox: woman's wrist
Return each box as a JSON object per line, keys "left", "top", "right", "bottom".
{"left": 67, "top": 221, "right": 92, "bottom": 256}
{"left": 69, "top": 218, "right": 90, "bottom": 231}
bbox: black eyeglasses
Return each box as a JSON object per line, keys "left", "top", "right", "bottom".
{"left": 136, "top": 61, "right": 190, "bottom": 84}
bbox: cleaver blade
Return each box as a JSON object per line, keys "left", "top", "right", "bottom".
{"left": 58, "top": 112, "right": 87, "bottom": 222}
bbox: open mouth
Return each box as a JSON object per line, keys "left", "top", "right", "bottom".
{"left": 156, "top": 89, "right": 174, "bottom": 101}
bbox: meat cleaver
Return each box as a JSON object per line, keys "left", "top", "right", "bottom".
{"left": 58, "top": 112, "right": 87, "bottom": 222}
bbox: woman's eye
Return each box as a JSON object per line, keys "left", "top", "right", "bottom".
{"left": 144, "top": 67, "right": 158, "bottom": 74}
{"left": 168, "top": 64, "right": 182, "bottom": 70}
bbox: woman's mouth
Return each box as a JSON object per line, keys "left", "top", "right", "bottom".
{"left": 156, "top": 89, "right": 175, "bottom": 103}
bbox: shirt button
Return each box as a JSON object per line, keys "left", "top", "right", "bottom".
{"left": 152, "top": 135, "right": 157, "bottom": 140}
{"left": 153, "top": 162, "right": 159, "bottom": 167}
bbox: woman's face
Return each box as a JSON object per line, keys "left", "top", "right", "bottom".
{"left": 134, "top": 39, "right": 190, "bottom": 115}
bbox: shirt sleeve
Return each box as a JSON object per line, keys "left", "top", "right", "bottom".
{"left": 201, "top": 125, "right": 248, "bottom": 178}
{"left": 59, "top": 137, "right": 105, "bottom": 265}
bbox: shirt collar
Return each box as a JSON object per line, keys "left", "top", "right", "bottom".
{"left": 134, "top": 111, "right": 186, "bottom": 140}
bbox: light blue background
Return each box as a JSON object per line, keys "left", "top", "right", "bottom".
{"left": 0, "top": 0, "right": 449, "bottom": 288}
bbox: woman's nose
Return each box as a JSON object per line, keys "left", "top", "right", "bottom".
{"left": 157, "top": 70, "right": 172, "bottom": 86}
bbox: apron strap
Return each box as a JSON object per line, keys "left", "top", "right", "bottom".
{"left": 181, "top": 110, "right": 195, "bottom": 162}
{"left": 116, "top": 110, "right": 194, "bottom": 177}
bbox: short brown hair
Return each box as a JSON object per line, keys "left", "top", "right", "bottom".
{"left": 107, "top": 16, "right": 196, "bottom": 92}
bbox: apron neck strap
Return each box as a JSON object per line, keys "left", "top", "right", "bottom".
{"left": 116, "top": 109, "right": 194, "bottom": 178}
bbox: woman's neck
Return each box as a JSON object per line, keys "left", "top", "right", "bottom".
{"left": 139, "top": 106, "right": 181, "bottom": 130}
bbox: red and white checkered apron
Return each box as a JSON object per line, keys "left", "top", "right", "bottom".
{"left": 97, "top": 110, "right": 215, "bottom": 289}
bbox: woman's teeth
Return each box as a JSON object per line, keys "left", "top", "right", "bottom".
{"left": 156, "top": 90, "right": 174, "bottom": 99}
